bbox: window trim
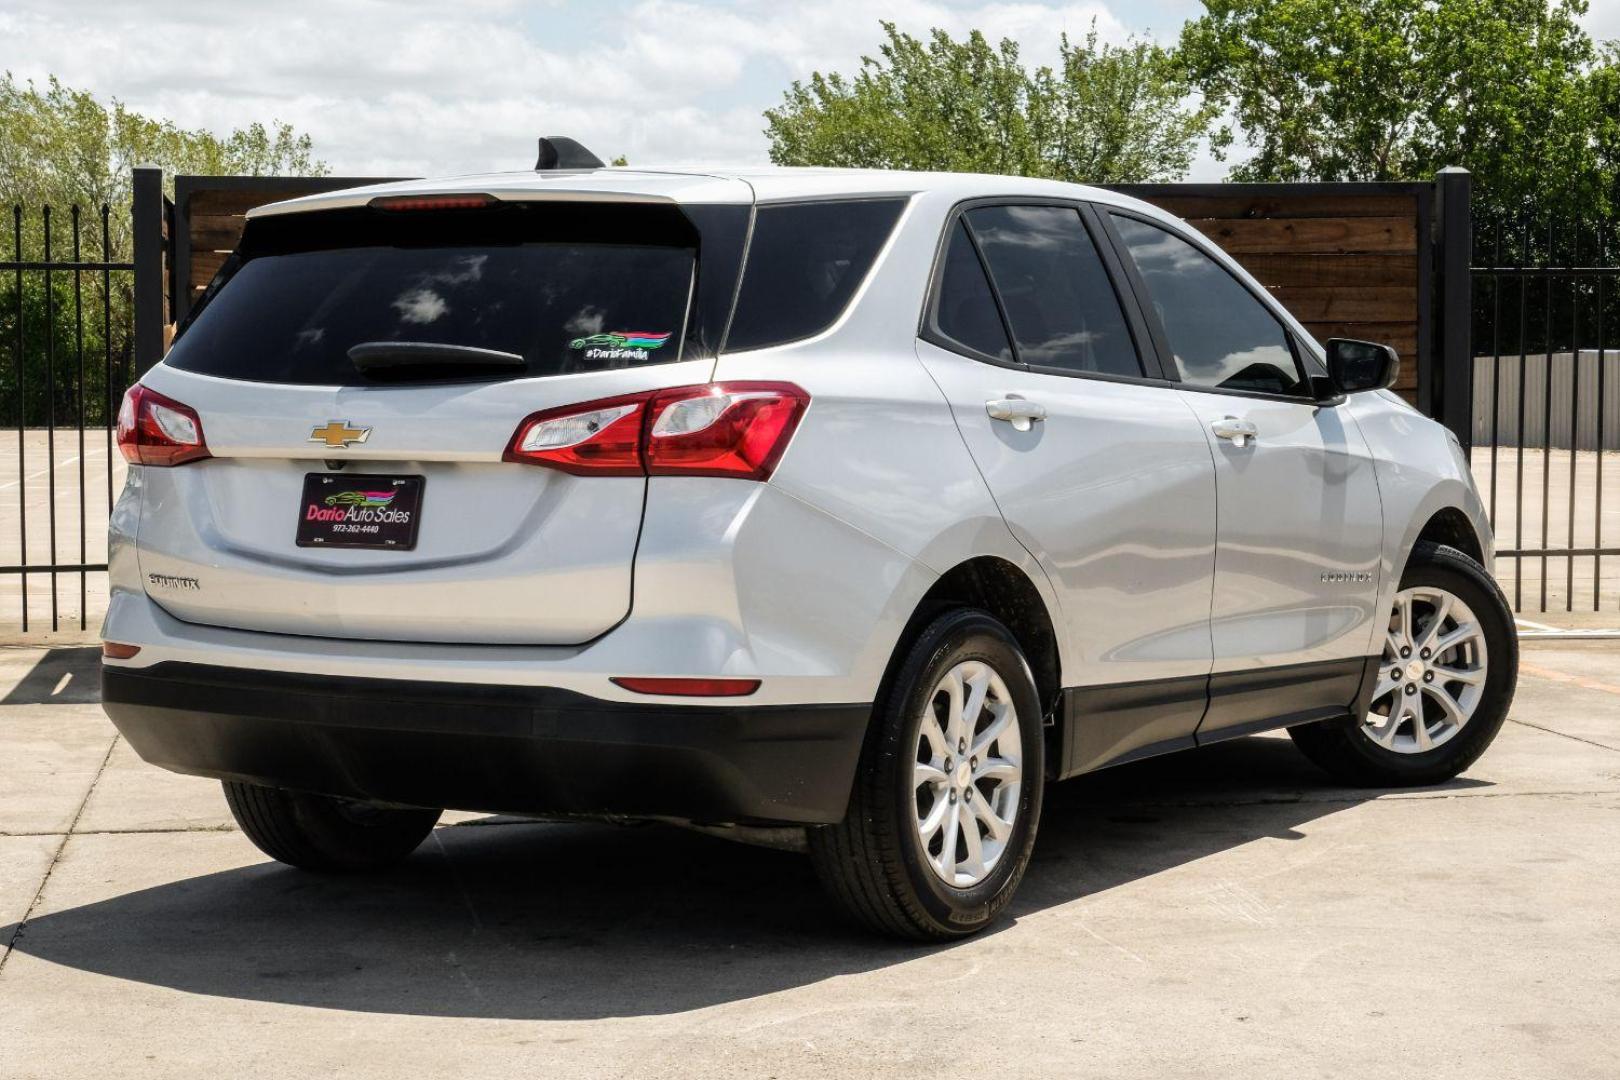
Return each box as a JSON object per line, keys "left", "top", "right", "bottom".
{"left": 1099, "top": 207, "right": 1325, "bottom": 406}
{"left": 919, "top": 196, "right": 1172, "bottom": 386}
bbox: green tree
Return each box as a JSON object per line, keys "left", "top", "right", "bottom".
{"left": 1, "top": 75, "right": 326, "bottom": 426}
{"left": 1177, "top": 0, "right": 1614, "bottom": 216}
{"left": 765, "top": 23, "right": 1214, "bottom": 183}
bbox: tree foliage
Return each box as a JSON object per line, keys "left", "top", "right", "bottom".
{"left": 1, "top": 73, "right": 326, "bottom": 254}
{"left": 1177, "top": 0, "right": 1618, "bottom": 216}
{"left": 765, "top": 23, "right": 1214, "bottom": 183}
{"left": 1, "top": 75, "right": 327, "bottom": 426}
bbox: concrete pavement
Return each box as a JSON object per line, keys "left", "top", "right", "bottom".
{"left": 1, "top": 642, "right": 1617, "bottom": 1079}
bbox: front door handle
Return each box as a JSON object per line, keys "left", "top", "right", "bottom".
{"left": 1211, "top": 416, "right": 1258, "bottom": 448}
{"left": 986, "top": 398, "right": 1047, "bottom": 432}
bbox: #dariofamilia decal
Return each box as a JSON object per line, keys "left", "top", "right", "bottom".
{"left": 568, "top": 330, "right": 672, "bottom": 361}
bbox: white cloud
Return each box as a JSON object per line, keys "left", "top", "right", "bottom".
{"left": 0, "top": 0, "right": 1139, "bottom": 177}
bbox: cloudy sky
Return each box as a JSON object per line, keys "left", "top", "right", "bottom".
{"left": 5, "top": 0, "right": 1619, "bottom": 181}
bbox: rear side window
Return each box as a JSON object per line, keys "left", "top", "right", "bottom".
{"left": 723, "top": 199, "right": 907, "bottom": 352}
{"left": 165, "top": 203, "right": 713, "bottom": 386}
{"left": 964, "top": 205, "right": 1142, "bottom": 378}
{"left": 1111, "top": 214, "right": 1305, "bottom": 396}
{"left": 931, "top": 220, "right": 1013, "bottom": 362}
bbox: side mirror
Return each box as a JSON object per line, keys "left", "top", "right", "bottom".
{"left": 1326, "top": 338, "right": 1400, "bottom": 394}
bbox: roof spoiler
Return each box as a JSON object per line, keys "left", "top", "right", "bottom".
{"left": 536, "top": 136, "right": 606, "bottom": 171}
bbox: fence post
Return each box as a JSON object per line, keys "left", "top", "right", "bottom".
{"left": 1432, "top": 166, "right": 1473, "bottom": 451}
{"left": 132, "top": 165, "right": 166, "bottom": 375}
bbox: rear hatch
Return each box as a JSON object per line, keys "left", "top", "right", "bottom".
{"left": 134, "top": 188, "right": 752, "bottom": 645}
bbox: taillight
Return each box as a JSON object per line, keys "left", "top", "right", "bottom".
{"left": 116, "top": 384, "right": 210, "bottom": 467}
{"left": 645, "top": 383, "right": 810, "bottom": 480}
{"left": 504, "top": 382, "right": 809, "bottom": 481}
{"left": 502, "top": 393, "right": 649, "bottom": 476}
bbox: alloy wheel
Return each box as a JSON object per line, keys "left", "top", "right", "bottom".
{"left": 912, "top": 660, "right": 1023, "bottom": 888}
{"left": 1363, "top": 586, "right": 1489, "bottom": 754}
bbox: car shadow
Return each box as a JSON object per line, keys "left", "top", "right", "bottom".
{"left": 0, "top": 646, "right": 102, "bottom": 705}
{"left": 2, "top": 735, "right": 1489, "bottom": 1020}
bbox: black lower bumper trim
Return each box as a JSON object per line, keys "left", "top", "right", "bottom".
{"left": 102, "top": 662, "right": 871, "bottom": 826}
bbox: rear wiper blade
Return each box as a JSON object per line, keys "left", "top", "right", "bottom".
{"left": 347, "top": 341, "right": 526, "bottom": 374}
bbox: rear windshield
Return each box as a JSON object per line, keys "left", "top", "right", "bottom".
{"left": 166, "top": 202, "right": 717, "bottom": 386}
{"left": 723, "top": 198, "right": 908, "bottom": 352}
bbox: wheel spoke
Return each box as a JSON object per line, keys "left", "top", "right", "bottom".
{"left": 918, "top": 791, "right": 950, "bottom": 840}
{"left": 1370, "top": 668, "right": 1400, "bottom": 705}
{"left": 919, "top": 709, "right": 950, "bottom": 762}
{"left": 1417, "top": 593, "right": 1453, "bottom": 650}
{"left": 960, "top": 669, "right": 991, "bottom": 745}
{"left": 914, "top": 761, "right": 948, "bottom": 789}
{"left": 1430, "top": 664, "right": 1484, "bottom": 686}
{"left": 934, "top": 796, "right": 961, "bottom": 877}
{"left": 1397, "top": 593, "right": 1414, "bottom": 648}
{"left": 1432, "top": 622, "right": 1480, "bottom": 657}
{"left": 1384, "top": 630, "right": 1403, "bottom": 659}
{"left": 1366, "top": 711, "right": 1402, "bottom": 749}
{"left": 973, "top": 756, "right": 1019, "bottom": 784}
{"left": 970, "top": 702, "right": 1013, "bottom": 760}
{"left": 971, "top": 793, "right": 1012, "bottom": 841}
{"left": 941, "top": 668, "right": 966, "bottom": 746}
{"left": 1412, "top": 713, "right": 1434, "bottom": 750}
{"left": 1423, "top": 683, "right": 1468, "bottom": 729}
{"left": 957, "top": 804, "right": 987, "bottom": 881}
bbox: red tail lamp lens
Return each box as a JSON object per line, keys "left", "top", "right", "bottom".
{"left": 503, "top": 382, "right": 808, "bottom": 481}
{"left": 116, "top": 384, "right": 210, "bottom": 467}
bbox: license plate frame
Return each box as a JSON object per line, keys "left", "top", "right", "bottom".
{"left": 295, "top": 473, "right": 425, "bottom": 551}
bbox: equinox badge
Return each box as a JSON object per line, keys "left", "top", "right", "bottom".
{"left": 309, "top": 420, "right": 372, "bottom": 448}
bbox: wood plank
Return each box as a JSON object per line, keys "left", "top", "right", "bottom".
{"left": 1268, "top": 286, "right": 1415, "bottom": 322}
{"left": 1139, "top": 192, "right": 1416, "bottom": 220}
{"left": 189, "top": 250, "right": 228, "bottom": 290}
{"left": 1301, "top": 321, "right": 1418, "bottom": 357}
{"left": 1233, "top": 252, "right": 1417, "bottom": 289}
{"left": 1191, "top": 216, "right": 1417, "bottom": 254}
{"left": 188, "top": 187, "right": 329, "bottom": 216}
{"left": 189, "top": 213, "right": 248, "bottom": 252}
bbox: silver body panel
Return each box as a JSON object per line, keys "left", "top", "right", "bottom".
{"left": 106, "top": 165, "right": 1488, "bottom": 748}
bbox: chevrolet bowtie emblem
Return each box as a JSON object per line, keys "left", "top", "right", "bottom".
{"left": 309, "top": 421, "right": 372, "bottom": 448}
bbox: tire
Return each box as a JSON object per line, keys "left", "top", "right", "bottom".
{"left": 222, "top": 781, "right": 441, "bottom": 872}
{"left": 1289, "top": 541, "right": 1517, "bottom": 787}
{"left": 809, "top": 608, "right": 1045, "bottom": 940}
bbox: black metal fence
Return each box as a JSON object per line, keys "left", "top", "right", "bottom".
{"left": 2, "top": 201, "right": 136, "bottom": 632}
{"left": 1471, "top": 213, "right": 1620, "bottom": 613}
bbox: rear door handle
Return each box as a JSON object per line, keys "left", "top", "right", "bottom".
{"left": 1211, "top": 416, "right": 1258, "bottom": 448}
{"left": 986, "top": 398, "right": 1047, "bottom": 432}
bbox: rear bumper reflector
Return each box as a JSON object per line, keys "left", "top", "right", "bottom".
{"left": 610, "top": 676, "right": 761, "bottom": 697}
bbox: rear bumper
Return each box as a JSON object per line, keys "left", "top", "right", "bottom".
{"left": 102, "top": 662, "right": 870, "bottom": 826}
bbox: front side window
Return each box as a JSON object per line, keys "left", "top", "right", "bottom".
{"left": 964, "top": 205, "right": 1142, "bottom": 378}
{"left": 724, "top": 198, "right": 908, "bottom": 352}
{"left": 1112, "top": 215, "right": 1305, "bottom": 396}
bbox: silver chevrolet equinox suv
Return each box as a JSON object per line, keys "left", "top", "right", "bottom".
{"left": 102, "top": 155, "right": 1517, "bottom": 940}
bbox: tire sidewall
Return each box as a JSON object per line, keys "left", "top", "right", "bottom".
{"left": 885, "top": 611, "right": 1045, "bottom": 933}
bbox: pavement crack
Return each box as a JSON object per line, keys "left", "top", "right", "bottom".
{"left": 1507, "top": 716, "right": 1620, "bottom": 754}
{"left": 1, "top": 734, "right": 119, "bottom": 975}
